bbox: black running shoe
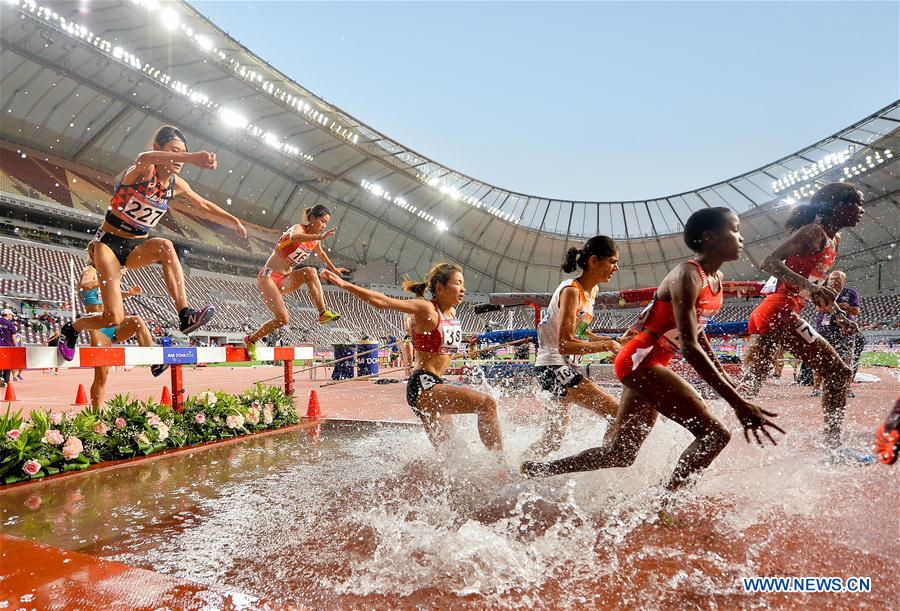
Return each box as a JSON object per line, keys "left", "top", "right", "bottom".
{"left": 150, "top": 364, "right": 170, "bottom": 377}
{"left": 56, "top": 322, "right": 78, "bottom": 361}
{"left": 179, "top": 305, "right": 215, "bottom": 335}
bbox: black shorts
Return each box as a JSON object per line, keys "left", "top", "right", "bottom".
{"left": 93, "top": 229, "right": 146, "bottom": 267}
{"left": 536, "top": 364, "right": 583, "bottom": 398}
{"left": 406, "top": 369, "right": 444, "bottom": 416}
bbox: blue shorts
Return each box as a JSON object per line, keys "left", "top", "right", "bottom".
{"left": 99, "top": 326, "right": 117, "bottom": 341}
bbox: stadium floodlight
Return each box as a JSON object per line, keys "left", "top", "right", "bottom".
{"left": 436, "top": 220, "right": 449, "bottom": 232}
{"left": 194, "top": 34, "right": 212, "bottom": 52}
{"left": 160, "top": 6, "right": 179, "bottom": 31}
{"left": 219, "top": 107, "right": 248, "bottom": 129}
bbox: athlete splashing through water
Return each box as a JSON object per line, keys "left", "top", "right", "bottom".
{"left": 528, "top": 235, "right": 622, "bottom": 457}
{"left": 522, "top": 208, "right": 784, "bottom": 489}
{"left": 323, "top": 264, "right": 503, "bottom": 452}
{"left": 742, "top": 182, "right": 869, "bottom": 462}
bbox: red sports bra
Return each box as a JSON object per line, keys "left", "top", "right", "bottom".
{"left": 628, "top": 260, "right": 723, "bottom": 351}
{"left": 413, "top": 303, "right": 463, "bottom": 354}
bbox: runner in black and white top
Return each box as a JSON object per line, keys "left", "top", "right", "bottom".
{"left": 528, "top": 236, "right": 622, "bottom": 457}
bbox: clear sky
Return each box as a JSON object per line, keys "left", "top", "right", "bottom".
{"left": 190, "top": 1, "right": 899, "bottom": 201}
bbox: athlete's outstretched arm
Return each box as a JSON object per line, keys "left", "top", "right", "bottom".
{"left": 313, "top": 242, "right": 349, "bottom": 275}
{"left": 557, "top": 287, "right": 621, "bottom": 356}
{"left": 121, "top": 150, "right": 216, "bottom": 185}
{"left": 321, "top": 269, "right": 431, "bottom": 318}
{"left": 671, "top": 263, "right": 783, "bottom": 444}
{"left": 172, "top": 175, "right": 247, "bottom": 238}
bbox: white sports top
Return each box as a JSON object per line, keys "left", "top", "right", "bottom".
{"left": 535, "top": 278, "right": 597, "bottom": 367}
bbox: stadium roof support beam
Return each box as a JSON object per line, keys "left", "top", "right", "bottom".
{"left": 69, "top": 104, "right": 132, "bottom": 161}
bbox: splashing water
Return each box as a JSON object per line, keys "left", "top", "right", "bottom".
{"left": 0, "top": 379, "right": 896, "bottom": 607}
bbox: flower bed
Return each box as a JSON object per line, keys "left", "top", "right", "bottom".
{"left": 0, "top": 384, "right": 298, "bottom": 486}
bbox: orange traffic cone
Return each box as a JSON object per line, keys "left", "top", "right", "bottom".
{"left": 73, "top": 384, "right": 89, "bottom": 406}
{"left": 306, "top": 390, "right": 322, "bottom": 419}
{"left": 160, "top": 386, "right": 172, "bottom": 406}
{"left": 4, "top": 382, "right": 16, "bottom": 402}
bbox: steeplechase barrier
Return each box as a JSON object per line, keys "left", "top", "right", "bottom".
{"left": 0, "top": 345, "right": 315, "bottom": 411}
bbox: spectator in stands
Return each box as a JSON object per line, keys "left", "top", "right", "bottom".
{"left": 322, "top": 264, "right": 503, "bottom": 453}
{"left": 0, "top": 308, "right": 18, "bottom": 387}
{"left": 54, "top": 125, "right": 247, "bottom": 362}
{"left": 812, "top": 270, "right": 860, "bottom": 395}
{"left": 243, "top": 204, "right": 346, "bottom": 360}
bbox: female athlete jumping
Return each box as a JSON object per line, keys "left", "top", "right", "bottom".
{"left": 55, "top": 125, "right": 247, "bottom": 360}
{"left": 244, "top": 204, "right": 345, "bottom": 359}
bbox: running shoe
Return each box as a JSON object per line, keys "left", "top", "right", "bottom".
{"left": 243, "top": 335, "right": 257, "bottom": 361}
{"left": 150, "top": 364, "right": 170, "bottom": 377}
{"left": 318, "top": 310, "right": 341, "bottom": 325}
{"left": 179, "top": 305, "right": 216, "bottom": 335}
{"left": 56, "top": 322, "right": 78, "bottom": 361}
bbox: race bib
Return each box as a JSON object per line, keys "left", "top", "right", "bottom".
{"left": 554, "top": 365, "right": 577, "bottom": 385}
{"left": 795, "top": 319, "right": 821, "bottom": 344}
{"left": 287, "top": 246, "right": 313, "bottom": 265}
{"left": 440, "top": 319, "right": 463, "bottom": 353}
{"left": 119, "top": 192, "right": 167, "bottom": 232}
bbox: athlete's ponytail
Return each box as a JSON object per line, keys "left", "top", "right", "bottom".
{"left": 403, "top": 262, "right": 463, "bottom": 298}
{"left": 561, "top": 235, "right": 617, "bottom": 273}
{"left": 303, "top": 204, "right": 331, "bottom": 224}
{"left": 786, "top": 182, "right": 862, "bottom": 232}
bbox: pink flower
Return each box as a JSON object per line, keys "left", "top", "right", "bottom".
{"left": 49, "top": 411, "right": 63, "bottom": 425}
{"left": 251, "top": 400, "right": 261, "bottom": 409}
{"left": 146, "top": 412, "right": 161, "bottom": 428}
{"left": 263, "top": 406, "right": 274, "bottom": 425}
{"left": 225, "top": 414, "right": 245, "bottom": 429}
{"left": 22, "top": 460, "right": 41, "bottom": 476}
{"left": 115, "top": 417, "right": 127, "bottom": 429}
{"left": 156, "top": 422, "right": 169, "bottom": 441}
{"left": 6, "top": 428, "right": 21, "bottom": 441}
{"left": 246, "top": 407, "right": 260, "bottom": 425}
{"left": 93, "top": 422, "right": 110, "bottom": 436}
{"left": 62, "top": 436, "right": 83, "bottom": 461}
{"left": 194, "top": 413, "right": 206, "bottom": 424}
{"left": 264, "top": 403, "right": 274, "bottom": 412}
{"left": 135, "top": 432, "right": 150, "bottom": 445}
{"left": 42, "top": 429, "right": 64, "bottom": 445}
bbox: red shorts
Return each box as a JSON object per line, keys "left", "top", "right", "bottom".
{"left": 747, "top": 295, "right": 803, "bottom": 335}
{"left": 614, "top": 332, "right": 675, "bottom": 380}
{"left": 258, "top": 267, "right": 286, "bottom": 290}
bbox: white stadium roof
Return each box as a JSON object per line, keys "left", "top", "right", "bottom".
{"left": 1, "top": 0, "right": 898, "bottom": 293}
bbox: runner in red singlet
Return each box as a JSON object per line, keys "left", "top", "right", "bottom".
{"left": 742, "top": 182, "right": 866, "bottom": 457}
{"left": 54, "top": 125, "right": 247, "bottom": 361}
{"left": 244, "top": 204, "right": 345, "bottom": 359}
{"left": 523, "top": 208, "right": 783, "bottom": 489}
{"left": 322, "top": 264, "right": 502, "bottom": 452}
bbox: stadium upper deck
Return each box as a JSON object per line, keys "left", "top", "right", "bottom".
{"left": 0, "top": 0, "right": 897, "bottom": 293}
